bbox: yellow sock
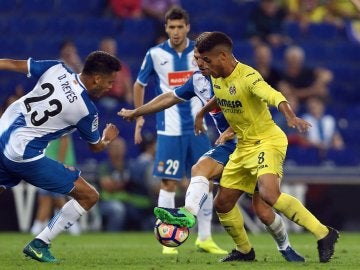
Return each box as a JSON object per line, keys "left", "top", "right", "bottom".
{"left": 217, "top": 205, "right": 252, "bottom": 253}
{"left": 273, "top": 193, "right": 329, "bottom": 240}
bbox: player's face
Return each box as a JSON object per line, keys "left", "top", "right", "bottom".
{"left": 165, "top": 19, "right": 189, "bottom": 48}
{"left": 89, "top": 72, "right": 117, "bottom": 97}
{"left": 194, "top": 48, "right": 210, "bottom": 76}
{"left": 198, "top": 48, "right": 225, "bottom": 78}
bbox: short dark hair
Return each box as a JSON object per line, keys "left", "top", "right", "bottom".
{"left": 82, "top": 51, "right": 121, "bottom": 75}
{"left": 165, "top": 7, "right": 190, "bottom": 25}
{"left": 195, "top": 31, "right": 233, "bottom": 54}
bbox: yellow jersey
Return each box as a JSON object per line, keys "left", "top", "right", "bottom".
{"left": 212, "top": 62, "right": 287, "bottom": 144}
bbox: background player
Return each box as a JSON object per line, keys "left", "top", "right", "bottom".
{"left": 131, "top": 7, "right": 225, "bottom": 254}
{"left": 0, "top": 51, "right": 120, "bottom": 262}
{"left": 192, "top": 31, "right": 339, "bottom": 263}
{"left": 119, "top": 47, "right": 304, "bottom": 262}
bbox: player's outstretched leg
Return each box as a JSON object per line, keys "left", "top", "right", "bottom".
{"left": 220, "top": 248, "right": 256, "bottom": 262}
{"left": 23, "top": 238, "right": 57, "bottom": 263}
{"left": 317, "top": 226, "right": 339, "bottom": 263}
{"left": 154, "top": 206, "right": 196, "bottom": 228}
{"left": 280, "top": 246, "right": 305, "bottom": 262}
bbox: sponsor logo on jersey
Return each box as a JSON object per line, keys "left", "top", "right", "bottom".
{"left": 91, "top": 115, "right": 99, "bottom": 132}
{"left": 216, "top": 98, "right": 242, "bottom": 108}
{"left": 229, "top": 85, "right": 236, "bottom": 95}
{"left": 168, "top": 71, "right": 193, "bottom": 87}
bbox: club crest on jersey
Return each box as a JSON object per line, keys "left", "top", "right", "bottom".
{"left": 157, "top": 161, "right": 164, "bottom": 173}
{"left": 91, "top": 115, "right": 99, "bottom": 132}
{"left": 229, "top": 85, "right": 236, "bottom": 95}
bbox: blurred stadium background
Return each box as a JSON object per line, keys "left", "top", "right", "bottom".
{"left": 0, "top": 0, "right": 360, "bottom": 232}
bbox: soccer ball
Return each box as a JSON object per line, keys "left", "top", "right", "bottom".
{"left": 154, "top": 219, "right": 189, "bottom": 247}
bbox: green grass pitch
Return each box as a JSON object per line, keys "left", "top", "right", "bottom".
{"left": 0, "top": 231, "right": 358, "bottom": 270}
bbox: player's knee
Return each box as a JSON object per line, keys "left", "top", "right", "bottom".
{"left": 191, "top": 163, "right": 201, "bottom": 175}
{"left": 253, "top": 205, "right": 274, "bottom": 225}
{"left": 214, "top": 196, "right": 233, "bottom": 213}
{"left": 260, "top": 191, "right": 280, "bottom": 206}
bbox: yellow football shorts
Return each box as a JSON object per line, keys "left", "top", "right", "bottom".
{"left": 220, "top": 136, "right": 287, "bottom": 194}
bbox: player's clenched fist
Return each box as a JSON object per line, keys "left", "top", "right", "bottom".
{"left": 102, "top": 123, "right": 119, "bottom": 142}
{"left": 118, "top": 108, "right": 137, "bottom": 121}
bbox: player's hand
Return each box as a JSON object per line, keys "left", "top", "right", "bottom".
{"left": 134, "top": 116, "right": 145, "bottom": 144}
{"left": 102, "top": 123, "right": 119, "bottom": 143}
{"left": 287, "top": 117, "right": 311, "bottom": 133}
{"left": 215, "top": 127, "right": 235, "bottom": 145}
{"left": 194, "top": 112, "right": 206, "bottom": 135}
{"left": 118, "top": 108, "right": 136, "bottom": 121}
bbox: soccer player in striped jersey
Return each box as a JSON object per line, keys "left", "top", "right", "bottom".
{"left": 194, "top": 31, "right": 339, "bottom": 263}
{"left": 131, "top": 7, "right": 225, "bottom": 254}
{"left": 119, "top": 47, "right": 304, "bottom": 262}
{"left": 0, "top": 51, "right": 120, "bottom": 262}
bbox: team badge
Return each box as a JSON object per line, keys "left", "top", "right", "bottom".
{"left": 157, "top": 161, "right": 164, "bottom": 173}
{"left": 91, "top": 115, "right": 99, "bottom": 132}
{"left": 229, "top": 85, "right": 236, "bottom": 95}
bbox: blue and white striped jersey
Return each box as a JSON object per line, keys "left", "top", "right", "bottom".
{"left": 0, "top": 58, "right": 101, "bottom": 162}
{"left": 174, "top": 71, "right": 232, "bottom": 137}
{"left": 136, "top": 39, "right": 201, "bottom": 136}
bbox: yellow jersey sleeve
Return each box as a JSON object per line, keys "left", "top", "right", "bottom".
{"left": 248, "top": 69, "right": 287, "bottom": 109}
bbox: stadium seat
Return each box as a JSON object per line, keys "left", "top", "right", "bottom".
{"left": 0, "top": 0, "right": 17, "bottom": 14}
{"left": 30, "top": 36, "right": 64, "bottom": 58}
{"left": 329, "top": 41, "right": 360, "bottom": 64}
{"left": 284, "top": 22, "right": 302, "bottom": 41}
{"left": 81, "top": 17, "right": 121, "bottom": 37}
{"left": 20, "top": 0, "right": 55, "bottom": 14}
{"left": 45, "top": 16, "right": 84, "bottom": 36}
{"left": 326, "top": 148, "right": 359, "bottom": 166}
{"left": 56, "top": 0, "right": 95, "bottom": 16}
{"left": 8, "top": 16, "right": 45, "bottom": 36}
{"left": 305, "top": 23, "right": 339, "bottom": 40}
{"left": 298, "top": 41, "right": 331, "bottom": 64}
{"left": 286, "top": 146, "right": 321, "bottom": 166}
{"left": 233, "top": 41, "right": 253, "bottom": 64}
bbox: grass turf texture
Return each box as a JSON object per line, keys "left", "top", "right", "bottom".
{"left": 0, "top": 231, "right": 357, "bottom": 270}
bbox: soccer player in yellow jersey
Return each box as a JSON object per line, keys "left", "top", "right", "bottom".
{"left": 194, "top": 31, "right": 339, "bottom": 263}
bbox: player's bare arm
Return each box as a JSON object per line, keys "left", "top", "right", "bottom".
{"left": 0, "top": 59, "right": 28, "bottom": 74}
{"left": 351, "top": 0, "right": 360, "bottom": 11}
{"left": 278, "top": 101, "right": 311, "bottom": 133}
{"left": 194, "top": 96, "right": 218, "bottom": 135}
{"left": 118, "top": 92, "right": 182, "bottom": 121}
{"left": 88, "top": 123, "right": 119, "bottom": 152}
{"left": 133, "top": 81, "right": 146, "bottom": 144}
{"left": 215, "top": 126, "right": 235, "bottom": 145}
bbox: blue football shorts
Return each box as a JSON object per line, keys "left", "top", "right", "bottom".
{"left": 0, "top": 153, "right": 80, "bottom": 194}
{"left": 37, "top": 188, "right": 67, "bottom": 198}
{"left": 202, "top": 140, "right": 236, "bottom": 165}
{"left": 153, "top": 133, "right": 211, "bottom": 180}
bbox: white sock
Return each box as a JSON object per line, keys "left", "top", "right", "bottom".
{"left": 265, "top": 212, "right": 290, "bottom": 250}
{"left": 184, "top": 176, "right": 210, "bottom": 215}
{"left": 36, "top": 199, "right": 86, "bottom": 244}
{"left": 196, "top": 192, "right": 213, "bottom": 241}
{"left": 158, "top": 189, "right": 175, "bottom": 208}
